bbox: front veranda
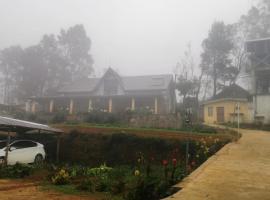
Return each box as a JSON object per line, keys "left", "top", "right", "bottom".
{"left": 29, "top": 95, "right": 168, "bottom": 115}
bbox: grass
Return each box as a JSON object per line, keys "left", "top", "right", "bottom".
{"left": 41, "top": 183, "right": 105, "bottom": 197}
{"left": 54, "top": 122, "right": 218, "bottom": 135}
{"left": 221, "top": 122, "right": 270, "bottom": 131}
{"left": 42, "top": 184, "right": 81, "bottom": 195}
{"left": 40, "top": 182, "right": 114, "bottom": 200}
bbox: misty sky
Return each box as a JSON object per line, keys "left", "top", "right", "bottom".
{"left": 0, "top": 0, "right": 254, "bottom": 76}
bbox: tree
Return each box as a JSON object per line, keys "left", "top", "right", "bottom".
{"left": 175, "top": 44, "right": 203, "bottom": 102}
{"left": 0, "top": 46, "right": 23, "bottom": 104}
{"left": 58, "top": 24, "right": 94, "bottom": 81}
{"left": 39, "top": 34, "right": 69, "bottom": 94}
{"left": 19, "top": 45, "right": 48, "bottom": 99}
{"left": 239, "top": 0, "right": 270, "bottom": 39}
{"left": 200, "top": 21, "right": 236, "bottom": 96}
{"left": 230, "top": 0, "right": 270, "bottom": 83}
{"left": 0, "top": 24, "right": 94, "bottom": 104}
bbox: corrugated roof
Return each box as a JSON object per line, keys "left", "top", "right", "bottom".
{"left": 59, "top": 73, "right": 173, "bottom": 93}
{"left": 246, "top": 37, "right": 270, "bottom": 43}
{"left": 0, "top": 116, "right": 62, "bottom": 133}
{"left": 122, "top": 74, "right": 173, "bottom": 91}
{"left": 211, "top": 84, "right": 250, "bottom": 101}
{"left": 59, "top": 77, "right": 99, "bottom": 93}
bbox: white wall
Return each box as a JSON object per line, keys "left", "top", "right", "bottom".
{"left": 256, "top": 95, "right": 270, "bottom": 124}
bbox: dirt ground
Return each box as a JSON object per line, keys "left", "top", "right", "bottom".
{"left": 0, "top": 179, "right": 103, "bottom": 200}
{"left": 165, "top": 128, "right": 270, "bottom": 200}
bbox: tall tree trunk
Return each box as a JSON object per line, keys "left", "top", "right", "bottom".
{"left": 213, "top": 65, "right": 217, "bottom": 96}
{"left": 195, "top": 70, "right": 204, "bottom": 100}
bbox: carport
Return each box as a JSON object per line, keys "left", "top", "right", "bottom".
{"left": 0, "top": 116, "right": 63, "bottom": 165}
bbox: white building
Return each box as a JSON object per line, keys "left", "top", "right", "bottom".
{"left": 246, "top": 37, "right": 270, "bottom": 124}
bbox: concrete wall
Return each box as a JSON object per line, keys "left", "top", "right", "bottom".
{"left": 203, "top": 100, "right": 252, "bottom": 124}
{"left": 255, "top": 95, "right": 270, "bottom": 124}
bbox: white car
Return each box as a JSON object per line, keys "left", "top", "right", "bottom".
{"left": 0, "top": 140, "right": 46, "bottom": 165}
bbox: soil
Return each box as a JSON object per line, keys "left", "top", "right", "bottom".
{"left": 165, "top": 128, "right": 270, "bottom": 200}
{"left": 0, "top": 179, "right": 104, "bottom": 200}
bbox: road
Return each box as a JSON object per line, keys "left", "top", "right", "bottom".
{"left": 165, "top": 128, "right": 270, "bottom": 200}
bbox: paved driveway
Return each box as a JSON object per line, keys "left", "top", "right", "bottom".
{"left": 165, "top": 129, "right": 270, "bottom": 200}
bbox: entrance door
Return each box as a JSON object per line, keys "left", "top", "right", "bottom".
{"left": 216, "top": 107, "right": 225, "bottom": 123}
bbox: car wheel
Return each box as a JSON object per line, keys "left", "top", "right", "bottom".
{"left": 34, "top": 154, "right": 43, "bottom": 165}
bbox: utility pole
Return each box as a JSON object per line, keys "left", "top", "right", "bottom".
{"left": 237, "top": 102, "right": 240, "bottom": 136}
{"left": 4, "top": 130, "right": 11, "bottom": 166}
{"left": 185, "top": 107, "right": 192, "bottom": 175}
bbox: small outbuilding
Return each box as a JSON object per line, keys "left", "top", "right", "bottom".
{"left": 202, "top": 84, "right": 252, "bottom": 124}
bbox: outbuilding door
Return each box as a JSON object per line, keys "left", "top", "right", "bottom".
{"left": 216, "top": 107, "right": 225, "bottom": 123}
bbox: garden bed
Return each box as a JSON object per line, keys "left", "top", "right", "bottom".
{"left": 0, "top": 125, "right": 239, "bottom": 200}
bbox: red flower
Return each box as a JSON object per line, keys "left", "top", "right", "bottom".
{"left": 172, "top": 158, "right": 177, "bottom": 167}
{"left": 162, "top": 159, "right": 168, "bottom": 166}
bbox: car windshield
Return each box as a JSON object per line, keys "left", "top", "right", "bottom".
{"left": 0, "top": 141, "right": 7, "bottom": 149}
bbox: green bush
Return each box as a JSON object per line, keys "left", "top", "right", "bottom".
{"left": 51, "top": 168, "right": 70, "bottom": 185}
{"left": 51, "top": 112, "right": 67, "bottom": 123}
{"left": 180, "top": 124, "right": 217, "bottom": 134}
{"left": 0, "top": 163, "right": 34, "bottom": 178}
{"left": 82, "top": 110, "right": 124, "bottom": 124}
{"left": 76, "top": 178, "right": 94, "bottom": 192}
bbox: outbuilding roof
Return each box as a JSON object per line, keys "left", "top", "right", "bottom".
{"left": 203, "top": 84, "right": 250, "bottom": 105}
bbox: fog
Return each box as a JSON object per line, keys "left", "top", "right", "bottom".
{"left": 0, "top": 0, "right": 253, "bottom": 76}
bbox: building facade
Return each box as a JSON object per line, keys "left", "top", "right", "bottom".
{"left": 246, "top": 38, "right": 270, "bottom": 124}
{"left": 203, "top": 84, "right": 252, "bottom": 124}
{"left": 27, "top": 68, "right": 176, "bottom": 115}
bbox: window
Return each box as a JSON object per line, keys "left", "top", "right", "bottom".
{"left": 11, "top": 141, "right": 37, "bottom": 149}
{"left": 257, "top": 78, "right": 270, "bottom": 94}
{"left": 208, "top": 106, "right": 213, "bottom": 117}
{"left": 0, "top": 141, "right": 6, "bottom": 149}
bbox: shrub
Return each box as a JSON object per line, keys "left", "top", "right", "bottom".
{"left": 180, "top": 124, "right": 217, "bottom": 134}
{"left": 0, "top": 163, "right": 34, "bottom": 178}
{"left": 76, "top": 178, "right": 94, "bottom": 192}
{"left": 51, "top": 169, "right": 70, "bottom": 185}
{"left": 82, "top": 110, "right": 124, "bottom": 124}
{"left": 51, "top": 112, "right": 67, "bottom": 123}
{"left": 125, "top": 176, "right": 167, "bottom": 200}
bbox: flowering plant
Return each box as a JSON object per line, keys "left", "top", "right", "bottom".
{"left": 51, "top": 169, "right": 70, "bottom": 185}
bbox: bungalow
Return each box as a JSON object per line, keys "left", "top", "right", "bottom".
{"left": 27, "top": 68, "right": 176, "bottom": 115}
{"left": 203, "top": 84, "right": 252, "bottom": 124}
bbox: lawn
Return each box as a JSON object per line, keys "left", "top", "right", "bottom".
{"left": 53, "top": 123, "right": 237, "bottom": 143}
